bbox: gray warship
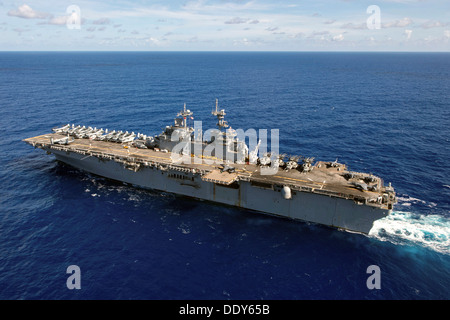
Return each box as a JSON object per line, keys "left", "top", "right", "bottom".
{"left": 24, "top": 99, "right": 396, "bottom": 234}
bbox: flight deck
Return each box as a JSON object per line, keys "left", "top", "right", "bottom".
{"left": 24, "top": 132, "right": 394, "bottom": 211}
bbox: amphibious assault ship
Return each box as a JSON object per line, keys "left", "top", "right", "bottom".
{"left": 23, "top": 100, "right": 396, "bottom": 234}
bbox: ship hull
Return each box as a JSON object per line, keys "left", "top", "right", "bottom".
{"left": 51, "top": 149, "right": 389, "bottom": 234}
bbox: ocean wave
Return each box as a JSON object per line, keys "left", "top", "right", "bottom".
{"left": 396, "top": 195, "right": 426, "bottom": 205}
{"left": 369, "top": 211, "right": 450, "bottom": 255}
{"left": 396, "top": 194, "right": 439, "bottom": 209}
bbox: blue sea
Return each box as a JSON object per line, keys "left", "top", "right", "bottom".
{"left": 0, "top": 52, "right": 449, "bottom": 300}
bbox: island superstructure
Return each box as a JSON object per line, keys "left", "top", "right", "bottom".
{"left": 23, "top": 99, "right": 396, "bottom": 234}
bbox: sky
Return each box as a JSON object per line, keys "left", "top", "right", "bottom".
{"left": 1, "top": 0, "right": 449, "bottom": 51}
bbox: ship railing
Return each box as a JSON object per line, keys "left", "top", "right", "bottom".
{"left": 43, "top": 141, "right": 211, "bottom": 176}
{"left": 37, "top": 140, "right": 389, "bottom": 209}
{"left": 244, "top": 175, "right": 382, "bottom": 206}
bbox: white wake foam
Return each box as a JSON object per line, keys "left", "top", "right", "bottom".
{"left": 369, "top": 211, "right": 450, "bottom": 255}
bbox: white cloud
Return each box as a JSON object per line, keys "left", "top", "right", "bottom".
{"left": 43, "top": 13, "right": 83, "bottom": 26}
{"left": 48, "top": 16, "right": 69, "bottom": 25}
{"left": 182, "top": 0, "right": 270, "bottom": 13}
{"left": 224, "top": 17, "right": 248, "bottom": 24}
{"left": 13, "top": 27, "right": 30, "bottom": 34}
{"left": 146, "top": 37, "right": 160, "bottom": 45}
{"left": 332, "top": 34, "right": 344, "bottom": 41}
{"left": 266, "top": 26, "right": 278, "bottom": 32}
{"left": 309, "top": 31, "right": 330, "bottom": 38}
{"left": 224, "top": 17, "right": 261, "bottom": 25}
{"left": 8, "top": 3, "right": 83, "bottom": 27}
{"left": 233, "top": 37, "right": 263, "bottom": 47}
{"left": 383, "top": 17, "right": 413, "bottom": 28}
{"left": 341, "top": 22, "right": 367, "bottom": 30}
{"left": 3, "top": 1, "right": 448, "bottom": 51}
{"left": 8, "top": 4, "right": 50, "bottom": 19}
{"left": 421, "top": 20, "right": 449, "bottom": 29}
{"left": 92, "top": 18, "right": 111, "bottom": 25}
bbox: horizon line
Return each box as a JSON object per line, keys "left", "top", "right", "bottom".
{"left": 0, "top": 50, "right": 449, "bottom": 53}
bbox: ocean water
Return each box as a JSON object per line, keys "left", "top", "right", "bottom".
{"left": 0, "top": 52, "right": 449, "bottom": 300}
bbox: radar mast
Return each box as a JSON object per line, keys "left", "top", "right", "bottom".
{"left": 212, "top": 99, "right": 229, "bottom": 131}
{"left": 177, "top": 103, "right": 193, "bottom": 130}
